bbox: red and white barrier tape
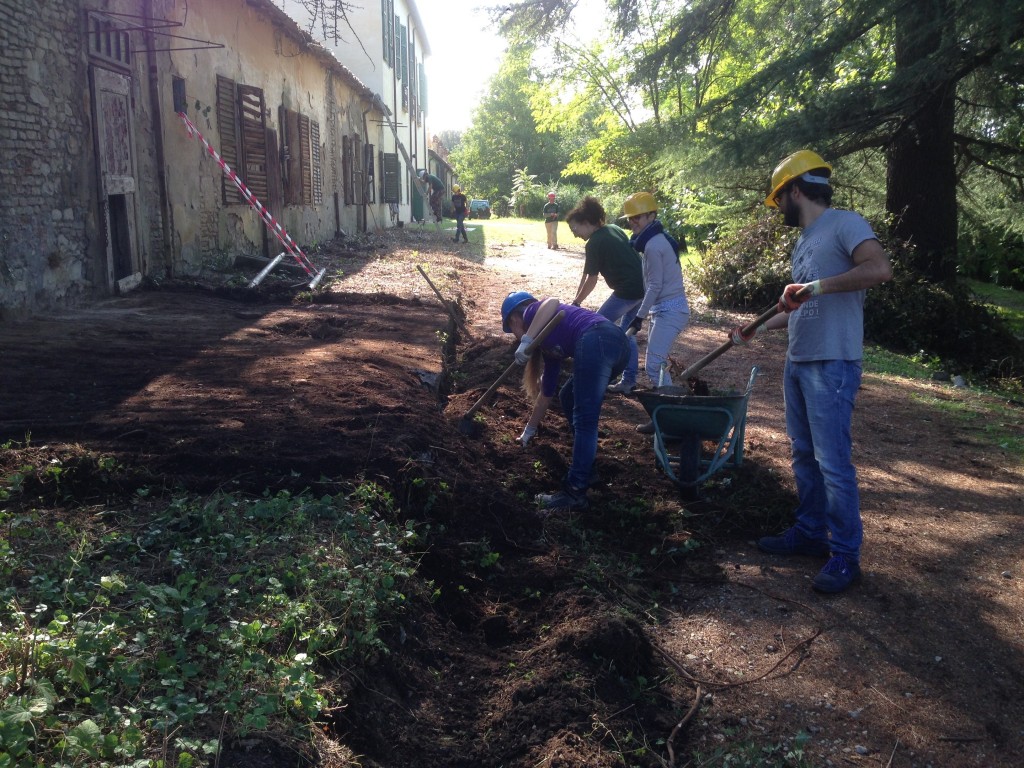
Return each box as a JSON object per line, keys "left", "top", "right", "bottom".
{"left": 177, "top": 111, "right": 321, "bottom": 278}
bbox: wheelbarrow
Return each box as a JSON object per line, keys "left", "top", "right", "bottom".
{"left": 634, "top": 366, "right": 759, "bottom": 498}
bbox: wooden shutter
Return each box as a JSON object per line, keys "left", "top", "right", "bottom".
{"left": 400, "top": 25, "right": 408, "bottom": 110}
{"left": 216, "top": 75, "right": 242, "bottom": 204}
{"left": 298, "top": 113, "right": 312, "bottom": 205}
{"left": 352, "top": 134, "right": 363, "bottom": 205}
{"left": 366, "top": 144, "right": 376, "bottom": 204}
{"left": 393, "top": 14, "right": 399, "bottom": 69}
{"left": 382, "top": 152, "right": 400, "bottom": 204}
{"left": 238, "top": 85, "right": 268, "bottom": 202}
{"left": 310, "top": 119, "right": 322, "bottom": 206}
{"left": 342, "top": 135, "right": 352, "bottom": 205}
{"left": 419, "top": 63, "right": 427, "bottom": 116}
{"left": 283, "top": 108, "right": 302, "bottom": 205}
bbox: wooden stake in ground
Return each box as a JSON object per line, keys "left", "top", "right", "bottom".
{"left": 415, "top": 264, "right": 472, "bottom": 340}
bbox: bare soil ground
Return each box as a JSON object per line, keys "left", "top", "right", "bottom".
{"left": 2, "top": 224, "right": 1023, "bottom": 767}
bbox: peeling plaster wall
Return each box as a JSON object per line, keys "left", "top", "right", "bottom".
{"left": 160, "top": 0, "right": 380, "bottom": 273}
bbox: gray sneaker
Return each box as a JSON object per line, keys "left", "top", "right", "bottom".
{"left": 757, "top": 527, "right": 830, "bottom": 557}
{"left": 607, "top": 379, "right": 636, "bottom": 394}
{"left": 535, "top": 487, "right": 589, "bottom": 516}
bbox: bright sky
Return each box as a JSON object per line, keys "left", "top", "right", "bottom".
{"left": 416, "top": 1, "right": 507, "bottom": 133}
{"left": 417, "top": 0, "right": 602, "bottom": 134}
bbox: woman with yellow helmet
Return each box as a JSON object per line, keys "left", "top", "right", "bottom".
{"left": 619, "top": 191, "right": 690, "bottom": 423}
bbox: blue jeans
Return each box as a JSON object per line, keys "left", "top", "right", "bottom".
{"left": 557, "top": 322, "right": 630, "bottom": 490}
{"left": 784, "top": 359, "right": 863, "bottom": 559}
{"left": 597, "top": 294, "right": 640, "bottom": 385}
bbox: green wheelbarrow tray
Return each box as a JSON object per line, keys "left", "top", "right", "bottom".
{"left": 634, "top": 366, "right": 759, "bottom": 493}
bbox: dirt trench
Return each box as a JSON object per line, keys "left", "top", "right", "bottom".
{"left": 3, "top": 230, "right": 1023, "bottom": 767}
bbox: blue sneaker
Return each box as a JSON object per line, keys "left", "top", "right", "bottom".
{"left": 757, "top": 527, "right": 830, "bottom": 558}
{"left": 812, "top": 554, "right": 862, "bottom": 593}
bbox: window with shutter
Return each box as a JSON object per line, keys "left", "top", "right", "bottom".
{"left": 342, "top": 135, "right": 352, "bottom": 205}
{"left": 238, "top": 85, "right": 268, "bottom": 202}
{"left": 298, "top": 114, "right": 312, "bottom": 205}
{"left": 216, "top": 77, "right": 267, "bottom": 206}
{"left": 216, "top": 75, "right": 242, "bottom": 204}
{"left": 365, "top": 144, "right": 376, "bottom": 204}
{"left": 382, "top": 152, "right": 400, "bottom": 204}
{"left": 400, "top": 25, "right": 408, "bottom": 110}
{"left": 310, "top": 120, "right": 322, "bottom": 206}
{"left": 282, "top": 109, "right": 321, "bottom": 207}
{"left": 419, "top": 63, "right": 428, "bottom": 117}
{"left": 352, "top": 134, "right": 364, "bottom": 205}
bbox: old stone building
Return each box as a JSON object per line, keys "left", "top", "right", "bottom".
{"left": 0, "top": 0, "right": 404, "bottom": 318}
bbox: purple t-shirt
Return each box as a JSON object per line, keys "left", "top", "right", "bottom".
{"left": 523, "top": 302, "right": 607, "bottom": 397}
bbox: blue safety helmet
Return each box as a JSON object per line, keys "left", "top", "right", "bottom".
{"left": 501, "top": 291, "right": 536, "bottom": 332}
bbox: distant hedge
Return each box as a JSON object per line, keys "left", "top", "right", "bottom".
{"left": 687, "top": 213, "right": 1024, "bottom": 384}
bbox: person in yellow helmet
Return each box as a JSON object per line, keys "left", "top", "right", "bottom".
{"left": 619, "top": 191, "right": 690, "bottom": 434}
{"left": 451, "top": 184, "right": 469, "bottom": 243}
{"left": 736, "top": 149, "right": 892, "bottom": 594}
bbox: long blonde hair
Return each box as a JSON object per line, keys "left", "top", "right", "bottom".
{"left": 521, "top": 353, "right": 543, "bottom": 399}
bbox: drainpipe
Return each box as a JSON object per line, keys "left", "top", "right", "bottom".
{"left": 407, "top": 12, "right": 416, "bottom": 186}
{"left": 362, "top": 98, "right": 373, "bottom": 231}
{"left": 144, "top": 0, "right": 173, "bottom": 277}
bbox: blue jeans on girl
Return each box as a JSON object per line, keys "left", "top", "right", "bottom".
{"left": 557, "top": 321, "right": 630, "bottom": 490}
{"left": 597, "top": 294, "right": 640, "bottom": 386}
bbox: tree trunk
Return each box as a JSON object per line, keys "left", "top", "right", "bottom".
{"left": 886, "top": 0, "right": 958, "bottom": 283}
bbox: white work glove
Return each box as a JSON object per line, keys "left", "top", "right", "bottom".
{"left": 518, "top": 425, "right": 537, "bottom": 446}
{"left": 778, "top": 280, "right": 822, "bottom": 313}
{"left": 514, "top": 334, "right": 534, "bottom": 365}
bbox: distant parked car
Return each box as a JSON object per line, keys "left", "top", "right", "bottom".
{"left": 468, "top": 199, "right": 491, "bottom": 219}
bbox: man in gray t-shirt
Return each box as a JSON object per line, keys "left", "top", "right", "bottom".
{"left": 732, "top": 150, "right": 892, "bottom": 594}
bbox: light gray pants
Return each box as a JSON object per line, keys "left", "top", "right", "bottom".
{"left": 645, "top": 308, "right": 689, "bottom": 386}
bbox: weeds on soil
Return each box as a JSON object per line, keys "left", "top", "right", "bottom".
{"left": 0, "top": 471, "right": 417, "bottom": 767}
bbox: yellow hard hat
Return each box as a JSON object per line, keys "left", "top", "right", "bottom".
{"left": 453, "top": 184, "right": 461, "bottom": 193}
{"left": 765, "top": 150, "right": 832, "bottom": 208}
{"left": 622, "top": 191, "right": 658, "bottom": 218}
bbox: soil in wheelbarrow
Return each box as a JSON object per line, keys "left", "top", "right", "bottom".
{"left": 2, "top": 227, "right": 1023, "bottom": 767}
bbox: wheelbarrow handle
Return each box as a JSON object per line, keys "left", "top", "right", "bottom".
{"left": 461, "top": 310, "right": 566, "bottom": 421}
{"left": 676, "top": 285, "right": 812, "bottom": 381}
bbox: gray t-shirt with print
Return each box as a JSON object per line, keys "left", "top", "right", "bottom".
{"left": 787, "top": 208, "right": 878, "bottom": 362}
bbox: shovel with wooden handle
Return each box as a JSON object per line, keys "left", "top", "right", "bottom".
{"left": 457, "top": 310, "right": 565, "bottom": 435}
{"left": 675, "top": 285, "right": 813, "bottom": 382}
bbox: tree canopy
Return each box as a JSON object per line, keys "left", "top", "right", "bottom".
{"left": 482, "top": 0, "right": 1024, "bottom": 285}
{"left": 450, "top": 46, "right": 579, "bottom": 205}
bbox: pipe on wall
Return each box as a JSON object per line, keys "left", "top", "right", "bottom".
{"left": 144, "top": 0, "right": 173, "bottom": 277}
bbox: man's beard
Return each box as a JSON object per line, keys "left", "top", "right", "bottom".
{"left": 782, "top": 196, "right": 800, "bottom": 227}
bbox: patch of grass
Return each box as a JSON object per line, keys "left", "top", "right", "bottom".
{"left": 863, "top": 343, "right": 1024, "bottom": 461}
{"left": 0, "top": 486, "right": 417, "bottom": 766}
{"left": 967, "top": 279, "right": 1024, "bottom": 337}
{"left": 863, "top": 344, "right": 937, "bottom": 380}
{"left": 910, "top": 390, "right": 1024, "bottom": 461}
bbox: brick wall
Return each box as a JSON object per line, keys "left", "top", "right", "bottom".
{"left": 0, "top": 0, "right": 95, "bottom": 318}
